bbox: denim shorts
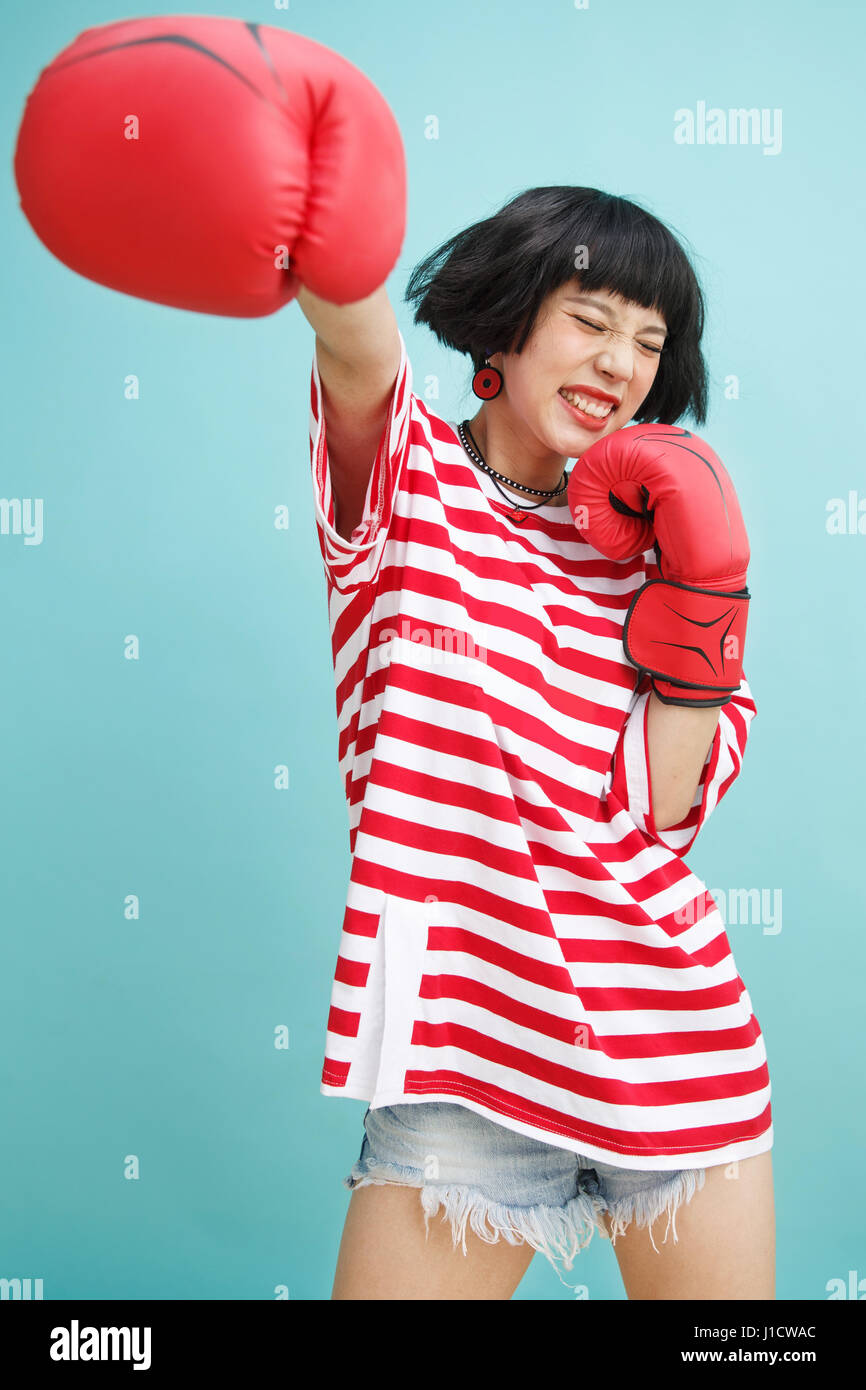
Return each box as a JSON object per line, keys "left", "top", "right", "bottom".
{"left": 343, "top": 1101, "right": 707, "bottom": 1291}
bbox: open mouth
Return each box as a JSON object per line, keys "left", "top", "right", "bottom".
{"left": 558, "top": 387, "right": 615, "bottom": 426}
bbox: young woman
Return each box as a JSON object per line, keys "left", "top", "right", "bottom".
{"left": 297, "top": 185, "right": 774, "bottom": 1301}
{"left": 12, "top": 20, "right": 772, "bottom": 1306}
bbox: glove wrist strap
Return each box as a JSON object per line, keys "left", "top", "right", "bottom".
{"left": 623, "top": 578, "right": 749, "bottom": 707}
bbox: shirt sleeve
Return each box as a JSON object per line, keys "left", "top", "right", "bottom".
{"left": 608, "top": 672, "right": 757, "bottom": 857}
{"left": 308, "top": 328, "right": 413, "bottom": 594}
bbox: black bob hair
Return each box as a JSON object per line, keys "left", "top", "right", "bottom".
{"left": 404, "top": 186, "right": 708, "bottom": 426}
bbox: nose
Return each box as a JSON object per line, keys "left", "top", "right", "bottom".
{"left": 593, "top": 329, "right": 637, "bottom": 382}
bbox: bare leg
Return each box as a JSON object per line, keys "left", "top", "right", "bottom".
{"left": 609, "top": 1150, "right": 775, "bottom": 1300}
{"left": 331, "top": 1183, "right": 536, "bottom": 1300}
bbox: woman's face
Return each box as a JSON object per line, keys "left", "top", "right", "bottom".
{"left": 491, "top": 281, "right": 668, "bottom": 455}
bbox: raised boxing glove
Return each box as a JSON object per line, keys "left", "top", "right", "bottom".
{"left": 567, "top": 423, "right": 750, "bottom": 707}
{"left": 14, "top": 16, "right": 406, "bottom": 315}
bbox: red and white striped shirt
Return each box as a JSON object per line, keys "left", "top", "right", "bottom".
{"left": 308, "top": 331, "right": 772, "bottom": 1171}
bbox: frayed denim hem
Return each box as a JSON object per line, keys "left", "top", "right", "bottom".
{"left": 344, "top": 1158, "right": 604, "bottom": 1293}
{"left": 344, "top": 1157, "right": 707, "bottom": 1290}
{"left": 602, "top": 1166, "right": 708, "bottom": 1254}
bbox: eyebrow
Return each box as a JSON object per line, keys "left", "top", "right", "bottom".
{"left": 563, "top": 294, "right": 668, "bottom": 337}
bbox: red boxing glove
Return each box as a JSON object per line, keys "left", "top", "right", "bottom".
{"left": 13, "top": 17, "right": 406, "bottom": 316}
{"left": 567, "top": 424, "right": 750, "bottom": 707}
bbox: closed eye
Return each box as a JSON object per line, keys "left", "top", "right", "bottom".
{"left": 570, "top": 314, "right": 664, "bottom": 355}
{"left": 572, "top": 315, "right": 605, "bottom": 332}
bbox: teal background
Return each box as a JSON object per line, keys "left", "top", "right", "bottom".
{"left": 2, "top": 0, "right": 864, "bottom": 1301}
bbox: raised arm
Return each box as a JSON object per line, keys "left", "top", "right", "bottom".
{"left": 296, "top": 285, "right": 402, "bottom": 542}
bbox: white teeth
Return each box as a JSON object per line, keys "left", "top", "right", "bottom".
{"left": 559, "top": 388, "right": 613, "bottom": 418}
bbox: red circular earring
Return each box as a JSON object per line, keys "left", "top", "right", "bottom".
{"left": 472, "top": 355, "right": 503, "bottom": 400}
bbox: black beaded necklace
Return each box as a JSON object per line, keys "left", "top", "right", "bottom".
{"left": 457, "top": 420, "right": 569, "bottom": 524}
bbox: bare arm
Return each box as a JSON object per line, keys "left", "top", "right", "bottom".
{"left": 646, "top": 692, "right": 721, "bottom": 829}
{"left": 295, "top": 283, "right": 402, "bottom": 541}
